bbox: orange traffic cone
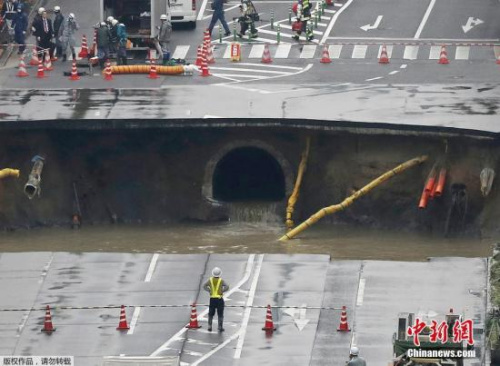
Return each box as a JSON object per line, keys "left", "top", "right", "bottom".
{"left": 195, "top": 45, "right": 203, "bottom": 66}
{"left": 41, "top": 305, "right": 56, "bottom": 332}
{"left": 117, "top": 305, "right": 130, "bottom": 330}
{"left": 261, "top": 43, "right": 272, "bottom": 64}
{"left": 496, "top": 55, "right": 500, "bottom": 65}
{"left": 204, "top": 31, "right": 215, "bottom": 64}
{"left": 186, "top": 303, "right": 202, "bottom": 329}
{"left": 36, "top": 58, "right": 45, "bottom": 78}
{"left": 17, "top": 56, "right": 29, "bottom": 77}
{"left": 90, "top": 29, "right": 97, "bottom": 57}
{"left": 379, "top": 45, "right": 390, "bottom": 64}
{"left": 337, "top": 305, "right": 351, "bottom": 331}
{"left": 320, "top": 44, "right": 331, "bottom": 63}
{"left": 79, "top": 34, "right": 89, "bottom": 58}
{"left": 104, "top": 60, "right": 113, "bottom": 81}
{"left": 69, "top": 60, "right": 80, "bottom": 81}
{"left": 44, "top": 51, "right": 53, "bottom": 71}
{"left": 30, "top": 46, "right": 40, "bottom": 66}
{"left": 200, "top": 45, "right": 211, "bottom": 77}
{"left": 262, "top": 304, "right": 276, "bottom": 331}
{"left": 148, "top": 58, "right": 159, "bottom": 79}
{"left": 438, "top": 45, "right": 449, "bottom": 64}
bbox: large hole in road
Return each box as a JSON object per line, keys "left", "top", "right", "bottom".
{"left": 213, "top": 147, "right": 286, "bottom": 202}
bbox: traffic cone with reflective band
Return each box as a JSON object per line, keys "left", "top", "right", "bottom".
{"left": 379, "top": 44, "right": 390, "bottom": 64}
{"left": 438, "top": 45, "right": 449, "bottom": 64}
{"left": 320, "top": 44, "right": 331, "bottom": 63}
{"left": 148, "top": 58, "right": 159, "bottom": 79}
{"left": 262, "top": 304, "right": 276, "bottom": 331}
{"left": 200, "top": 45, "right": 211, "bottom": 77}
{"left": 204, "top": 31, "right": 215, "bottom": 64}
{"left": 36, "top": 58, "right": 45, "bottom": 78}
{"left": 261, "top": 43, "right": 272, "bottom": 63}
{"left": 104, "top": 60, "right": 113, "bottom": 81}
{"left": 69, "top": 60, "right": 80, "bottom": 81}
{"left": 90, "top": 29, "right": 97, "bottom": 57}
{"left": 117, "top": 305, "right": 130, "bottom": 330}
{"left": 195, "top": 45, "right": 203, "bottom": 66}
{"left": 44, "top": 51, "right": 53, "bottom": 71}
{"left": 17, "top": 56, "right": 29, "bottom": 77}
{"left": 41, "top": 305, "right": 56, "bottom": 332}
{"left": 30, "top": 46, "right": 40, "bottom": 66}
{"left": 337, "top": 305, "right": 351, "bottom": 331}
{"left": 186, "top": 303, "right": 202, "bottom": 329}
{"left": 79, "top": 34, "right": 89, "bottom": 58}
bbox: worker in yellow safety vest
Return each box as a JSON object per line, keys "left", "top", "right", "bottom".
{"left": 203, "top": 267, "right": 229, "bottom": 332}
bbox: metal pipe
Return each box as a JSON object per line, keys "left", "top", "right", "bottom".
{"left": 0, "top": 168, "right": 20, "bottom": 179}
{"left": 24, "top": 155, "right": 45, "bottom": 200}
{"left": 279, "top": 155, "right": 428, "bottom": 241}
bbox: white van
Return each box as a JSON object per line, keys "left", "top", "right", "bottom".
{"left": 168, "top": 0, "right": 197, "bottom": 28}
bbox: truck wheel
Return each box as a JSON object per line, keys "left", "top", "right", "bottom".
{"left": 190, "top": 21, "right": 197, "bottom": 29}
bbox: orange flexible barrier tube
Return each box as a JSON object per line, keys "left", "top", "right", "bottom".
{"left": 0, "top": 168, "right": 20, "bottom": 179}
{"left": 110, "top": 65, "right": 185, "bottom": 75}
{"left": 434, "top": 168, "right": 447, "bottom": 197}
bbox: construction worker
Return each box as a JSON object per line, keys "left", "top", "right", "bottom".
{"left": 292, "top": 0, "right": 313, "bottom": 41}
{"left": 12, "top": 5, "right": 27, "bottom": 54}
{"left": 347, "top": 347, "right": 367, "bottom": 366}
{"left": 60, "top": 13, "right": 79, "bottom": 62}
{"left": 33, "top": 10, "right": 55, "bottom": 60}
{"left": 96, "top": 22, "right": 110, "bottom": 69}
{"left": 155, "top": 14, "right": 172, "bottom": 62}
{"left": 116, "top": 23, "right": 128, "bottom": 65}
{"left": 1, "top": 0, "right": 18, "bottom": 32}
{"left": 203, "top": 267, "right": 229, "bottom": 332}
{"left": 237, "top": 0, "right": 258, "bottom": 39}
{"left": 109, "top": 18, "right": 119, "bottom": 58}
{"left": 53, "top": 6, "right": 64, "bottom": 59}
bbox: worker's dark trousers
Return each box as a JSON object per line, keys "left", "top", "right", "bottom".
{"left": 208, "top": 298, "right": 224, "bottom": 331}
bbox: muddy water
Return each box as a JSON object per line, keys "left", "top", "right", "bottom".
{"left": 0, "top": 223, "right": 494, "bottom": 261}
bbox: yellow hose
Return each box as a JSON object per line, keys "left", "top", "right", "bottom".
{"left": 110, "top": 65, "right": 185, "bottom": 75}
{"left": 279, "top": 155, "right": 428, "bottom": 241}
{"left": 0, "top": 168, "right": 20, "bottom": 179}
{"left": 286, "top": 136, "right": 311, "bottom": 231}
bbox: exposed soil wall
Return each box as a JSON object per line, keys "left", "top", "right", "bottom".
{"left": 0, "top": 126, "right": 498, "bottom": 237}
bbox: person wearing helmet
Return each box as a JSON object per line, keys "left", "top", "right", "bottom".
{"left": 203, "top": 267, "right": 229, "bottom": 332}
{"left": 347, "top": 346, "right": 367, "bottom": 366}
{"left": 116, "top": 23, "right": 128, "bottom": 65}
{"left": 155, "top": 14, "right": 172, "bottom": 62}
{"left": 109, "top": 18, "right": 119, "bottom": 57}
{"left": 33, "top": 10, "right": 56, "bottom": 60}
{"left": 292, "top": 0, "right": 313, "bottom": 41}
{"left": 106, "top": 16, "right": 114, "bottom": 29}
{"left": 96, "top": 21, "right": 111, "bottom": 69}
{"left": 53, "top": 6, "right": 64, "bottom": 58}
{"left": 60, "top": 13, "right": 79, "bottom": 61}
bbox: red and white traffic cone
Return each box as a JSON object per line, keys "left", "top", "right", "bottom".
{"left": 195, "top": 45, "right": 203, "bottom": 66}
{"left": 200, "top": 45, "right": 211, "bottom": 77}
{"left": 104, "top": 60, "right": 113, "bottom": 81}
{"left": 41, "top": 305, "right": 56, "bottom": 332}
{"left": 117, "top": 305, "right": 130, "bottom": 330}
{"left": 379, "top": 44, "right": 390, "bottom": 64}
{"left": 148, "top": 58, "right": 159, "bottom": 79}
{"left": 261, "top": 43, "right": 272, "bottom": 63}
{"left": 30, "top": 46, "right": 40, "bottom": 66}
{"left": 337, "top": 305, "right": 351, "bottom": 331}
{"left": 438, "top": 45, "right": 449, "bottom": 65}
{"left": 320, "top": 44, "right": 331, "bottom": 63}
{"left": 90, "top": 29, "right": 97, "bottom": 57}
{"left": 262, "top": 304, "right": 276, "bottom": 331}
{"left": 44, "top": 51, "right": 53, "bottom": 71}
{"left": 36, "top": 58, "right": 45, "bottom": 78}
{"left": 204, "top": 31, "right": 215, "bottom": 64}
{"left": 69, "top": 60, "right": 80, "bottom": 81}
{"left": 78, "top": 34, "right": 89, "bottom": 58}
{"left": 186, "top": 303, "right": 202, "bottom": 329}
{"left": 17, "top": 56, "right": 29, "bottom": 77}
{"left": 496, "top": 54, "right": 500, "bottom": 65}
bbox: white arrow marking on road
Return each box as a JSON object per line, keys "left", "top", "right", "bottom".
{"left": 284, "top": 304, "right": 310, "bottom": 331}
{"left": 360, "top": 15, "right": 383, "bottom": 31}
{"left": 462, "top": 17, "right": 484, "bottom": 33}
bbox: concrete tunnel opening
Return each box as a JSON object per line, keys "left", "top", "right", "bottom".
{"left": 212, "top": 147, "right": 286, "bottom": 202}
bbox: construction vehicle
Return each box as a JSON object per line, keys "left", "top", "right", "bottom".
{"left": 392, "top": 310, "right": 473, "bottom": 366}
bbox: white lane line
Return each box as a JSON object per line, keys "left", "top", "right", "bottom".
{"left": 365, "top": 76, "right": 383, "bottom": 81}
{"left": 211, "top": 74, "right": 243, "bottom": 82}
{"left": 389, "top": 70, "right": 399, "bottom": 75}
{"left": 197, "top": 0, "right": 210, "bottom": 20}
{"left": 414, "top": 0, "right": 436, "bottom": 39}
{"left": 356, "top": 278, "right": 366, "bottom": 306}
{"left": 216, "top": 63, "right": 313, "bottom": 85}
{"left": 191, "top": 330, "right": 242, "bottom": 366}
{"left": 320, "top": 0, "right": 354, "bottom": 45}
{"left": 210, "top": 67, "right": 290, "bottom": 74}
{"left": 127, "top": 307, "right": 141, "bottom": 335}
{"left": 171, "top": 45, "right": 190, "bottom": 60}
{"left": 234, "top": 254, "right": 264, "bottom": 359}
{"left": 144, "top": 253, "right": 159, "bottom": 282}
{"left": 150, "top": 254, "right": 256, "bottom": 356}
{"left": 212, "top": 73, "right": 268, "bottom": 79}
{"left": 400, "top": 64, "right": 408, "bottom": 69}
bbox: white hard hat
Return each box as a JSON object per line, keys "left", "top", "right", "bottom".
{"left": 350, "top": 347, "right": 359, "bottom": 356}
{"left": 54, "top": 6, "right": 61, "bottom": 12}
{"left": 101, "top": 22, "right": 107, "bottom": 27}
{"left": 111, "top": 19, "right": 118, "bottom": 25}
{"left": 69, "top": 13, "right": 75, "bottom": 19}
{"left": 38, "top": 7, "right": 45, "bottom": 14}
{"left": 160, "top": 14, "right": 168, "bottom": 20}
{"left": 212, "top": 267, "right": 222, "bottom": 277}
{"left": 107, "top": 16, "right": 114, "bottom": 22}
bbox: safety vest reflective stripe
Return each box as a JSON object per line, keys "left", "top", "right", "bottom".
{"left": 210, "top": 277, "right": 222, "bottom": 299}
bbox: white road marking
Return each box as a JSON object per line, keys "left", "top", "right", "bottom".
{"left": 389, "top": 70, "right": 399, "bottom": 75}
{"left": 400, "top": 64, "right": 408, "bottom": 69}
{"left": 352, "top": 45, "right": 367, "bottom": 59}
{"left": 360, "top": 15, "right": 383, "bottom": 32}
{"left": 455, "top": 46, "right": 470, "bottom": 60}
{"left": 377, "top": 45, "right": 393, "bottom": 59}
{"left": 212, "top": 73, "right": 268, "bottom": 80}
{"left": 127, "top": 307, "right": 141, "bottom": 335}
{"left": 462, "top": 17, "right": 484, "bottom": 33}
{"left": 144, "top": 253, "right": 159, "bottom": 282}
{"left": 429, "top": 45, "right": 441, "bottom": 59}
{"left": 197, "top": 0, "right": 209, "bottom": 20}
{"left": 249, "top": 44, "right": 265, "bottom": 58}
{"left": 216, "top": 63, "right": 313, "bottom": 86}
{"left": 328, "top": 44, "right": 342, "bottom": 58}
{"left": 210, "top": 66, "right": 290, "bottom": 74}
{"left": 275, "top": 44, "right": 292, "bottom": 58}
{"left": 172, "top": 45, "right": 190, "bottom": 60}
{"left": 223, "top": 45, "right": 232, "bottom": 58}
{"left": 300, "top": 45, "right": 317, "bottom": 58}
{"left": 191, "top": 330, "right": 242, "bottom": 366}
{"left": 150, "top": 255, "right": 256, "bottom": 356}
{"left": 320, "top": 0, "right": 353, "bottom": 44}
{"left": 414, "top": 0, "right": 436, "bottom": 39}
{"left": 356, "top": 278, "right": 366, "bottom": 306}
{"left": 236, "top": 63, "right": 303, "bottom": 70}
{"left": 234, "top": 254, "right": 264, "bottom": 359}
{"left": 365, "top": 76, "right": 383, "bottom": 81}
{"left": 403, "top": 45, "right": 419, "bottom": 60}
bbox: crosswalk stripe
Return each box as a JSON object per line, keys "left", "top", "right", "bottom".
{"left": 300, "top": 45, "right": 317, "bottom": 58}
{"left": 249, "top": 44, "right": 265, "bottom": 58}
{"left": 324, "top": 8, "right": 337, "bottom": 13}
{"left": 377, "top": 45, "right": 393, "bottom": 59}
{"left": 258, "top": 28, "right": 294, "bottom": 38}
{"left": 333, "top": 3, "right": 342, "bottom": 7}
{"left": 279, "top": 23, "right": 323, "bottom": 35}
{"left": 223, "top": 45, "right": 232, "bottom": 58}
{"left": 212, "top": 73, "right": 268, "bottom": 79}
{"left": 275, "top": 44, "right": 292, "bottom": 58}
{"left": 352, "top": 45, "right": 367, "bottom": 58}
{"left": 429, "top": 45, "right": 441, "bottom": 59}
{"left": 172, "top": 45, "right": 190, "bottom": 59}
{"left": 328, "top": 44, "right": 342, "bottom": 58}
{"left": 210, "top": 67, "right": 291, "bottom": 74}
{"left": 455, "top": 46, "right": 470, "bottom": 60}
{"left": 403, "top": 45, "right": 419, "bottom": 60}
